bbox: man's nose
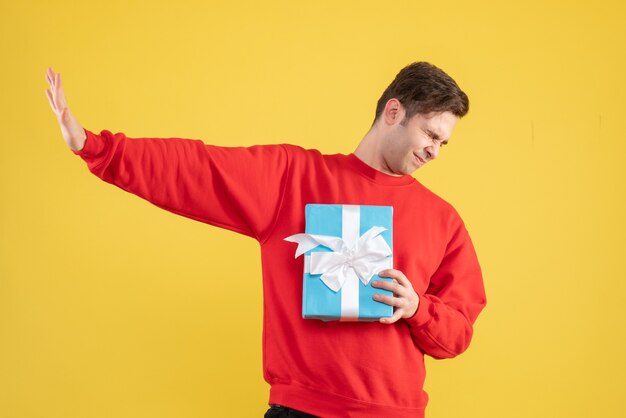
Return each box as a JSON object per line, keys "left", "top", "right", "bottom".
{"left": 426, "top": 144, "right": 439, "bottom": 160}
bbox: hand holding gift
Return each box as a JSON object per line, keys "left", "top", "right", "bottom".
{"left": 371, "top": 269, "right": 420, "bottom": 324}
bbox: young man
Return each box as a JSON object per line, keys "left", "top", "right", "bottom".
{"left": 46, "top": 62, "right": 487, "bottom": 418}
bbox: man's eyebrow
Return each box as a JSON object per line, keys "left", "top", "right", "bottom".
{"left": 426, "top": 129, "right": 449, "bottom": 145}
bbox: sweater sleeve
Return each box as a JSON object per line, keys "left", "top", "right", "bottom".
{"left": 403, "top": 216, "right": 487, "bottom": 359}
{"left": 72, "top": 128, "right": 290, "bottom": 242}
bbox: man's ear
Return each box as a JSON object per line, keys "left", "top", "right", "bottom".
{"left": 383, "top": 99, "right": 405, "bottom": 126}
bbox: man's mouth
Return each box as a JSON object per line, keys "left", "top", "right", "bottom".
{"left": 414, "top": 153, "right": 425, "bottom": 165}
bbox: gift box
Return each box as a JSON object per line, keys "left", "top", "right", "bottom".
{"left": 284, "top": 204, "right": 394, "bottom": 322}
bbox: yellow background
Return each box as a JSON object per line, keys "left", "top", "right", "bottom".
{"left": 1, "top": 0, "right": 625, "bottom": 417}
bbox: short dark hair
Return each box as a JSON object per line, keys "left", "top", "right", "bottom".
{"left": 372, "top": 62, "right": 469, "bottom": 126}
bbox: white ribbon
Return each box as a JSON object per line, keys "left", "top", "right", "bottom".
{"left": 284, "top": 225, "right": 392, "bottom": 292}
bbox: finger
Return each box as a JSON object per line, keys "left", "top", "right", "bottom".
{"left": 373, "top": 293, "right": 405, "bottom": 307}
{"left": 45, "top": 88, "right": 56, "bottom": 111}
{"left": 371, "top": 279, "right": 407, "bottom": 297}
{"left": 49, "top": 80, "right": 60, "bottom": 105}
{"left": 53, "top": 76, "right": 67, "bottom": 108}
{"left": 379, "top": 269, "right": 412, "bottom": 288}
{"left": 378, "top": 269, "right": 400, "bottom": 279}
{"left": 380, "top": 309, "right": 403, "bottom": 324}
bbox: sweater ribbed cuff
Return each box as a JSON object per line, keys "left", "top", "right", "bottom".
{"left": 71, "top": 128, "right": 103, "bottom": 159}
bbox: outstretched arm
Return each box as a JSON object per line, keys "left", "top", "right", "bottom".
{"left": 46, "top": 68, "right": 292, "bottom": 242}
{"left": 45, "top": 67, "right": 86, "bottom": 151}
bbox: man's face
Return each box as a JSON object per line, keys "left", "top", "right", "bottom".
{"left": 381, "top": 108, "right": 458, "bottom": 176}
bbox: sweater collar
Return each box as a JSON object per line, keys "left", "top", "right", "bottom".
{"left": 345, "top": 153, "right": 415, "bottom": 186}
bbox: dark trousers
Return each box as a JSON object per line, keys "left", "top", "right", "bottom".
{"left": 264, "top": 404, "right": 319, "bottom": 418}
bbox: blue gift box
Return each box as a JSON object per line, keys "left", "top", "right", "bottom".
{"left": 285, "top": 204, "right": 394, "bottom": 322}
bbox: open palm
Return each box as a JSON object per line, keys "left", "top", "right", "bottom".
{"left": 45, "top": 67, "right": 86, "bottom": 151}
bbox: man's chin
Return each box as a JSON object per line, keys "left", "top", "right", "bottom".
{"left": 388, "top": 161, "right": 416, "bottom": 176}
{"left": 400, "top": 166, "right": 417, "bottom": 176}
{"left": 408, "top": 162, "right": 422, "bottom": 173}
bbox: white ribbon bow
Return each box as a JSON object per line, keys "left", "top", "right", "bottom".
{"left": 284, "top": 225, "right": 392, "bottom": 292}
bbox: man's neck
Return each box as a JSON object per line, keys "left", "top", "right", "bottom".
{"left": 353, "top": 127, "right": 400, "bottom": 177}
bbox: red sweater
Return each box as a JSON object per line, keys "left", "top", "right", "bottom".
{"left": 73, "top": 129, "right": 487, "bottom": 418}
